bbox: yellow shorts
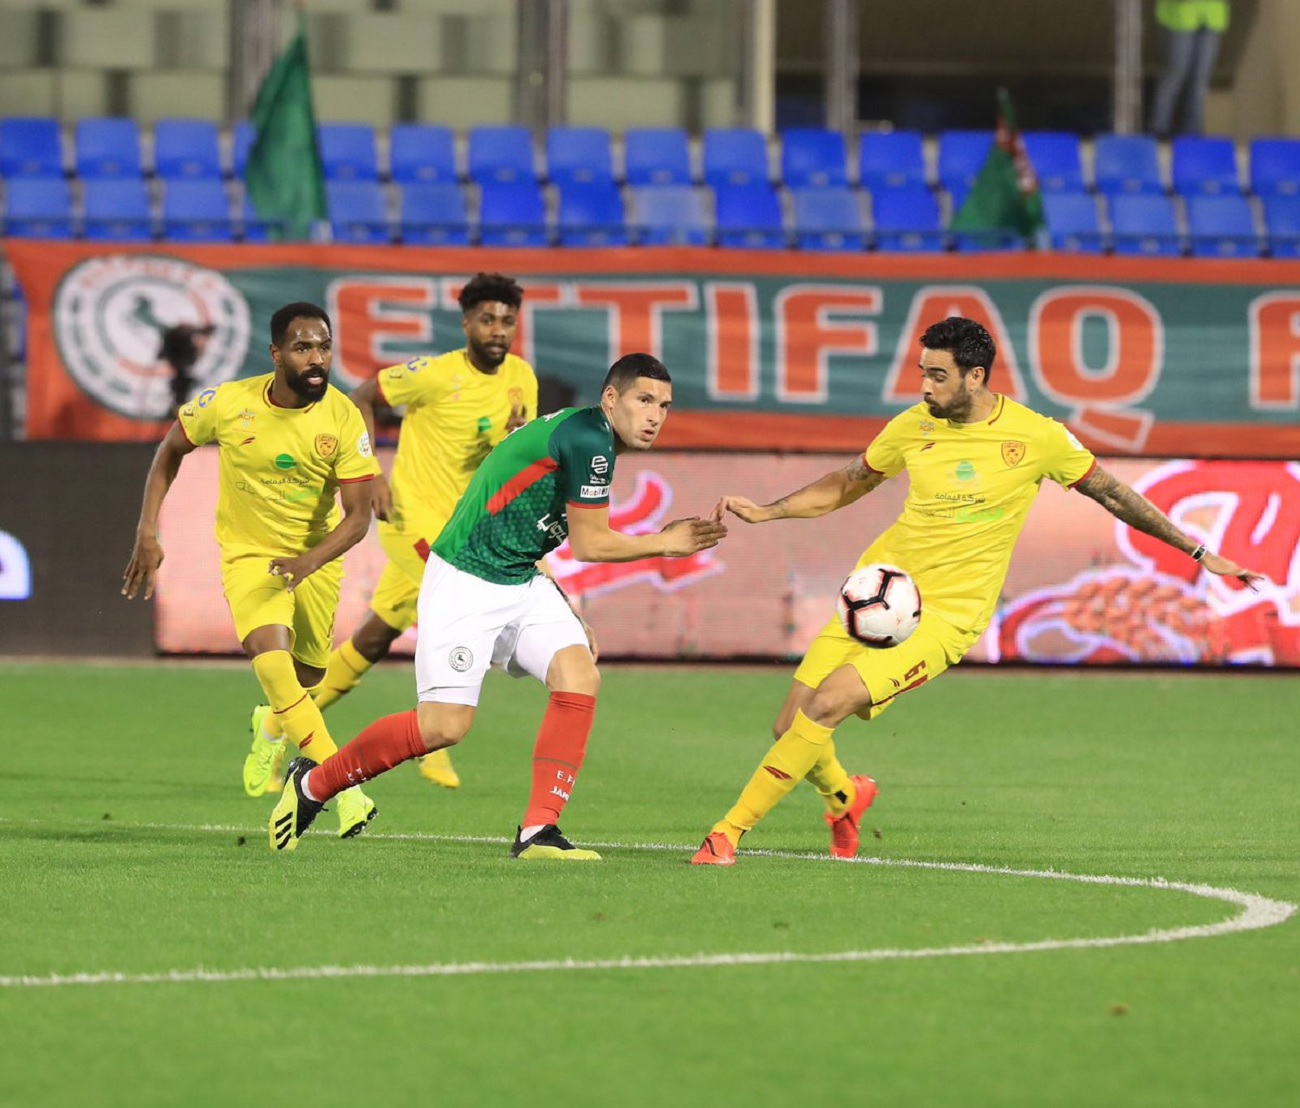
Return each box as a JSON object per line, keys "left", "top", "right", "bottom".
{"left": 794, "top": 611, "right": 980, "bottom": 721}
{"left": 368, "top": 517, "right": 448, "bottom": 632}
{"left": 221, "top": 554, "right": 342, "bottom": 669}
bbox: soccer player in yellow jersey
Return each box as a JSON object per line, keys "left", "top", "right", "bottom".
{"left": 692, "top": 316, "right": 1263, "bottom": 866}
{"left": 123, "top": 302, "right": 382, "bottom": 839}
{"left": 245, "top": 272, "right": 538, "bottom": 791}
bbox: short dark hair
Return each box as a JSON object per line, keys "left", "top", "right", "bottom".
{"left": 919, "top": 317, "right": 996, "bottom": 384}
{"left": 270, "top": 302, "right": 331, "bottom": 347}
{"left": 458, "top": 272, "right": 524, "bottom": 313}
{"left": 601, "top": 352, "right": 671, "bottom": 394}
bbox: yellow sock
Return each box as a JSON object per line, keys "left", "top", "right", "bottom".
{"left": 715, "top": 710, "right": 835, "bottom": 845}
{"left": 805, "top": 741, "right": 855, "bottom": 817}
{"left": 250, "top": 650, "right": 338, "bottom": 765}
{"left": 312, "top": 639, "right": 373, "bottom": 712}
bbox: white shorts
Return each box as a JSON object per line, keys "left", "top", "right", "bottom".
{"left": 415, "top": 554, "right": 589, "bottom": 707}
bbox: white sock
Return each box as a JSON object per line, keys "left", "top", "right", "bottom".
{"left": 520, "top": 824, "right": 545, "bottom": 841}
{"left": 300, "top": 769, "right": 322, "bottom": 803}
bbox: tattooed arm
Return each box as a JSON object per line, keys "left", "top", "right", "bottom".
{"left": 714, "top": 454, "right": 888, "bottom": 524}
{"left": 1074, "top": 465, "right": 1263, "bottom": 591}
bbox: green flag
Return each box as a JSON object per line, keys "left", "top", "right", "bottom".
{"left": 950, "top": 89, "right": 1045, "bottom": 248}
{"left": 244, "top": 19, "right": 327, "bottom": 241}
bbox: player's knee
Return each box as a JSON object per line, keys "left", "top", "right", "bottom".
{"left": 805, "top": 685, "right": 869, "bottom": 729}
{"left": 414, "top": 702, "right": 472, "bottom": 752}
{"left": 353, "top": 616, "right": 402, "bottom": 662}
{"left": 545, "top": 645, "right": 600, "bottom": 697}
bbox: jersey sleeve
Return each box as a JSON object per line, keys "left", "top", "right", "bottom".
{"left": 1039, "top": 419, "right": 1096, "bottom": 487}
{"left": 177, "top": 385, "right": 223, "bottom": 446}
{"left": 374, "top": 356, "right": 438, "bottom": 410}
{"left": 518, "top": 362, "right": 539, "bottom": 420}
{"left": 333, "top": 398, "right": 380, "bottom": 482}
{"left": 553, "top": 417, "right": 614, "bottom": 507}
{"left": 863, "top": 412, "right": 909, "bottom": 477}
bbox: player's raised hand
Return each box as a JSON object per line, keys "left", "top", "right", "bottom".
{"left": 122, "top": 534, "right": 164, "bottom": 601}
{"left": 506, "top": 403, "right": 528, "bottom": 433}
{"left": 370, "top": 472, "right": 394, "bottom": 522}
{"left": 659, "top": 516, "right": 727, "bottom": 556}
{"left": 714, "top": 495, "right": 773, "bottom": 524}
{"left": 268, "top": 554, "right": 319, "bottom": 592}
{"left": 1199, "top": 552, "right": 1266, "bottom": 593}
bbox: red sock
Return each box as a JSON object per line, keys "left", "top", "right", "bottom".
{"left": 522, "top": 691, "right": 597, "bottom": 828}
{"left": 310, "top": 710, "right": 425, "bottom": 801}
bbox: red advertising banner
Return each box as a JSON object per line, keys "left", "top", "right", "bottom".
{"left": 155, "top": 449, "right": 1300, "bottom": 667}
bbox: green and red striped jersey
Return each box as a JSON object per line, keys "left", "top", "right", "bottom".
{"left": 431, "top": 406, "right": 616, "bottom": 584}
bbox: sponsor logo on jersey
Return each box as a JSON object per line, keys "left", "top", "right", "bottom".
{"left": 591, "top": 455, "right": 609, "bottom": 475}
{"left": 919, "top": 420, "right": 935, "bottom": 434}
{"left": 476, "top": 417, "right": 492, "bottom": 433}
{"left": 357, "top": 432, "right": 372, "bottom": 458}
{"left": 1001, "top": 441, "right": 1026, "bottom": 467}
{"left": 315, "top": 434, "right": 338, "bottom": 459}
{"left": 955, "top": 460, "right": 977, "bottom": 482}
{"left": 52, "top": 256, "right": 249, "bottom": 421}
{"left": 580, "top": 484, "right": 611, "bottom": 499}
{"left": 274, "top": 454, "right": 296, "bottom": 471}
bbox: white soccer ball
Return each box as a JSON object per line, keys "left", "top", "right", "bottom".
{"left": 837, "top": 563, "right": 922, "bottom": 648}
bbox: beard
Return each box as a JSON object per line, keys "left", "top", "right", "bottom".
{"left": 287, "top": 370, "right": 328, "bottom": 402}
{"left": 468, "top": 337, "right": 508, "bottom": 369}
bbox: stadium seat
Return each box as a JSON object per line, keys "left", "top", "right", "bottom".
{"left": 240, "top": 193, "right": 287, "bottom": 242}
{"left": 1093, "top": 134, "right": 1164, "bottom": 196}
{"left": 556, "top": 181, "right": 627, "bottom": 246}
{"left": 546, "top": 127, "right": 614, "bottom": 187}
{"left": 623, "top": 128, "right": 693, "bottom": 187}
{"left": 871, "top": 185, "right": 945, "bottom": 252}
{"left": 1, "top": 177, "right": 73, "bottom": 238}
{"left": 82, "top": 177, "right": 153, "bottom": 241}
{"left": 468, "top": 126, "right": 537, "bottom": 185}
{"left": 1249, "top": 138, "right": 1300, "bottom": 198}
{"left": 326, "top": 180, "right": 389, "bottom": 243}
{"left": 1263, "top": 194, "right": 1300, "bottom": 257}
{"left": 478, "top": 180, "right": 548, "bottom": 246}
{"left": 1171, "top": 137, "right": 1240, "bottom": 197}
{"left": 76, "top": 118, "right": 143, "bottom": 179}
{"left": 397, "top": 182, "right": 469, "bottom": 245}
{"left": 790, "top": 186, "right": 865, "bottom": 251}
{"left": 702, "top": 128, "right": 769, "bottom": 188}
{"left": 1108, "top": 193, "right": 1182, "bottom": 256}
{"left": 0, "top": 117, "right": 63, "bottom": 178}
{"left": 1184, "top": 194, "right": 1259, "bottom": 257}
{"left": 153, "top": 120, "right": 222, "bottom": 181}
{"left": 1022, "top": 132, "right": 1085, "bottom": 193}
{"left": 629, "top": 184, "right": 709, "bottom": 245}
{"left": 1041, "top": 191, "right": 1105, "bottom": 253}
{"left": 858, "top": 131, "right": 926, "bottom": 192}
{"left": 318, "top": 123, "right": 379, "bottom": 182}
{"left": 161, "top": 179, "right": 233, "bottom": 242}
{"left": 937, "top": 131, "right": 993, "bottom": 197}
{"left": 231, "top": 121, "right": 255, "bottom": 179}
{"left": 781, "top": 129, "right": 847, "bottom": 189}
{"left": 713, "top": 183, "right": 785, "bottom": 248}
{"left": 389, "top": 124, "right": 457, "bottom": 184}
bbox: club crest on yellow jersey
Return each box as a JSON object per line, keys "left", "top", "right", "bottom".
{"left": 315, "top": 433, "right": 338, "bottom": 459}
{"left": 1001, "top": 441, "right": 1026, "bottom": 467}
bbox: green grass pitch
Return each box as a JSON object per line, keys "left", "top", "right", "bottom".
{"left": 2, "top": 660, "right": 1297, "bottom": 1107}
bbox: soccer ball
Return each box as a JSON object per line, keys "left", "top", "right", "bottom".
{"left": 837, "top": 563, "right": 922, "bottom": 648}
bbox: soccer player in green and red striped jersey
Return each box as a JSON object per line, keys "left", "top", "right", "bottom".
{"left": 268, "top": 353, "right": 728, "bottom": 857}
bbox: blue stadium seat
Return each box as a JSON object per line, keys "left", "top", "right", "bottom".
{"left": 1108, "top": 194, "right": 1182, "bottom": 256}
{"left": 318, "top": 123, "right": 379, "bottom": 181}
{"left": 153, "top": 120, "right": 222, "bottom": 180}
{"left": 468, "top": 126, "right": 537, "bottom": 185}
{"left": 781, "top": 129, "right": 847, "bottom": 188}
{"left": 161, "top": 179, "right": 232, "bottom": 242}
{"left": 231, "top": 122, "right": 255, "bottom": 179}
{"left": 76, "top": 118, "right": 143, "bottom": 179}
{"left": 2, "top": 177, "right": 73, "bottom": 238}
{"left": 547, "top": 127, "right": 614, "bottom": 187}
{"left": 937, "top": 131, "right": 993, "bottom": 197}
{"left": 629, "top": 185, "right": 709, "bottom": 245}
{"left": 389, "top": 124, "right": 457, "bottom": 184}
{"left": 1042, "top": 191, "right": 1105, "bottom": 253}
{"left": 623, "top": 129, "right": 692, "bottom": 186}
{"left": 713, "top": 183, "right": 785, "bottom": 248}
{"left": 83, "top": 178, "right": 153, "bottom": 240}
{"left": 1093, "top": 134, "right": 1164, "bottom": 196}
{"left": 1022, "top": 132, "right": 1085, "bottom": 193}
{"left": 397, "top": 182, "right": 469, "bottom": 245}
{"left": 478, "top": 180, "right": 548, "bottom": 246}
{"left": 858, "top": 131, "right": 926, "bottom": 191}
{"left": 556, "top": 181, "right": 627, "bottom": 246}
{"left": 1171, "top": 137, "right": 1240, "bottom": 197}
{"left": 790, "top": 187, "right": 864, "bottom": 251}
{"left": 240, "top": 193, "right": 287, "bottom": 242}
{"left": 326, "top": 180, "right": 389, "bottom": 243}
{"left": 0, "top": 118, "right": 63, "bottom": 178}
{"left": 702, "top": 129, "right": 769, "bottom": 188}
{"left": 1250, "top": 138, "right": 1300, "bottom": 198}
{"left": 871, "top": 185, "right": 945, "bottom": 252}
{"left": 1263, "top": 194, "right": 1300, "bottom": 257}
{"left": 1185, "top": 194, "right": 1259, "bottom": 257}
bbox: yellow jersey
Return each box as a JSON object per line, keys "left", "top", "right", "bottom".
{"left": 178, "top": 374, "right": 378, "bottom": 560}
{"left": 374, "top": 349, "right": 538, "bottom": 537}
{"left": 863, "top": 395, "right": 1096, "bottom": 634}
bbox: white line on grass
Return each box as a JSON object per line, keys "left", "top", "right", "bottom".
{"left": 0, "top": 821, "right": 1293, "bottom": 989}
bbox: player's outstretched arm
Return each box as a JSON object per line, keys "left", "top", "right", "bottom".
{"left": 269, "top": 478, "right": 374, "bottom": 591}
{"left": 122, "top": 422, "right": 196, "bottom": 600}
{"left": 1074, "top": 464, "right": 1264, "bottom": 591}
{"left": 715, "top": 455, "right": 887, "bottom": 524}
{"left": 567, "top": 504, "right": 726, "bottom": 564}
{"left": 348, "top": 377, "right": 393, "bottom": 521}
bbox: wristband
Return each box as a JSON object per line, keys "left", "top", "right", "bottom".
{"left": 1190, "top": 544, "right": 1207, "bottom": 562}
